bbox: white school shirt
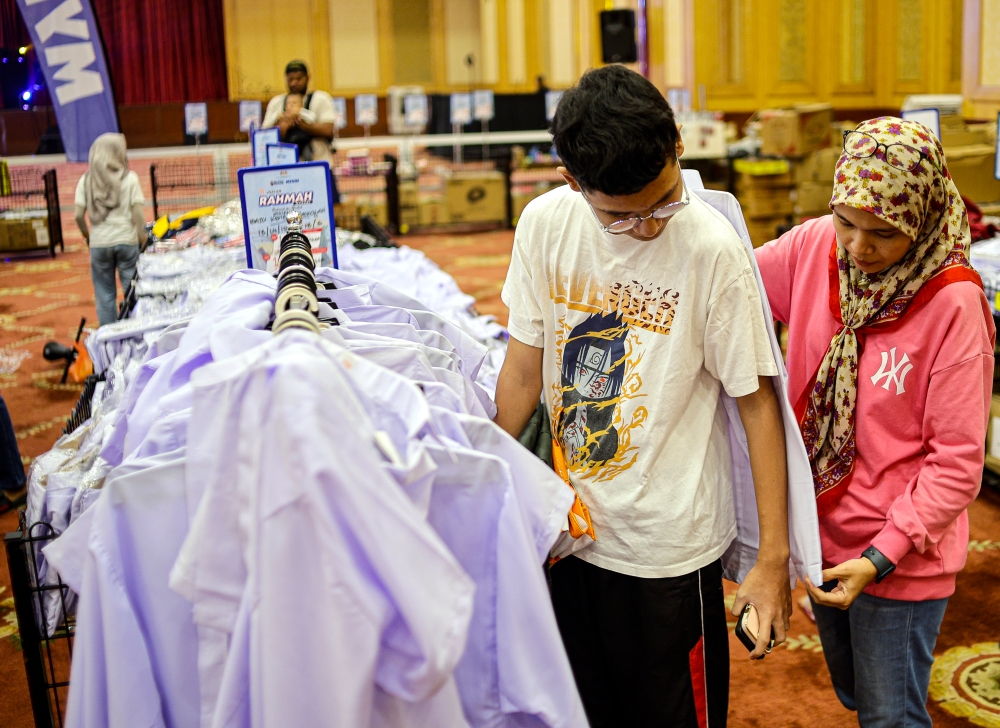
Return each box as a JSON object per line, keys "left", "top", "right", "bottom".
{"left": 503, "top": 184, "right": 779, "bottom": 578}
{"left": 427, "top": 440, "right": 587, "bottom": 728}
{"left": 171, "top": 334, "right": 474, "bottom": 727}
{"left": 51, "top": 449, "right": 198, "bottom": 728}
{"left": 74, "top": 170, "right": 144, "bottom": 248}
{"left": 687, "top": 181, "right": 823, "bottom": 587}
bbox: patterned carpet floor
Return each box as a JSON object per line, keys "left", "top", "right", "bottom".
{"left": 0, "top": 161, "right": 998, "bottom": 726}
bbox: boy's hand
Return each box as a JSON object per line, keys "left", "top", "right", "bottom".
{"left": 732, "top": 557, "right": 791, "bottom": 659}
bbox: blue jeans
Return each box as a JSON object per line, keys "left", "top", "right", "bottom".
{"left": 90, "top": 244, "right": 138, "bottom": 326}
{"left": 812, "top": 589, "right": 948, "bottom": 728}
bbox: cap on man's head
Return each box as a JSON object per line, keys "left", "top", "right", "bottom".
{"left": 285, "top": 60, "right": 308, "bottom": 75}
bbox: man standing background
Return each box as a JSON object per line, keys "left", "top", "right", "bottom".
{"left": 262, "top": 60, "right": 336, "bottom": 164}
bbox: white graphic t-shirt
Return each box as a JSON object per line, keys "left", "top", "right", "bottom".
{"left": 501, "top": 184, "right": 778, "bottom": 577}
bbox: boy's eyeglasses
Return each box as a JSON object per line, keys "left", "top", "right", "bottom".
{"left": 583, "top": 181, "right": 690, "bottom": 235}
{"left": 842, "top": 130, "right": 937, "bottom": 174}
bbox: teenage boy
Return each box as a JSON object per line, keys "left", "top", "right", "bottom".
{"left": 495, "top": 65, "right": 793, "bottom": 727}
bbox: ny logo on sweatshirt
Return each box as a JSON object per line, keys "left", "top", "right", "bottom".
{"left": 871, "top": 347, "right": 913, "bottom": 395}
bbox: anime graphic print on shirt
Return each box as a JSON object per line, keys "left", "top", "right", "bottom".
{"left": 549, "top": 276, "right": 682, "bottom": 484}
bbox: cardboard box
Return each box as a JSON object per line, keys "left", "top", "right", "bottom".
{"left": 744, "top": 217, "right": 788, "bottom": 248}
{"left": 986, "top": 394, "right": 1000, "bottom": 475}
{"left": 738, "top": 186, "right": 794, "bottom": 219}
{"left": 357, "top": 202, "right": 388, "bottom": 227}
{"left": 446, "top": 172, "right": 506, "bottom": 224}
{"left": 418, "top": 199, "right": 450, "bottom": 226}
{"left": 0, "top": 218, "right": 48, "bottom": 251}
{"left": 398, "top": 181, "right": 419, "bottom": 207}
{"left": 793, "top": 181, "right": 834, "bottom": 215}
{"left": 945, "top": 144, "right": 1000, "bottom": 203}
{"left": 758, "top": 103, "right": 835, "bottom": 157}
{"left": 333, "top": 201, "right": 359, "bottom": 230}
{"left": 791, "top": 146, "right": 841, "bottom": 185}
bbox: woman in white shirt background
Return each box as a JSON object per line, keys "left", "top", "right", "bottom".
{"left": 74, "top": 133, "right": 146, "bottom": 326}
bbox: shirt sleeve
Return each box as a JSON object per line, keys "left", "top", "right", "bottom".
{"left": 500, "top": 229, "right": 545, "bottom": 348}
{"left": 310, "top": 92, "right": 336, "bottom": 124}
{"left": 74, "top": 175, "right": 86, "bottom": 208}
{"left": 754, "top": 227, "right": 800, "bottom": 325}
{"left": 871, "top": 294, "right": 995, "bottom": 564}
{"left": 262, "top": 96, "right": 284, "bottom": 128}
{"left": 126, "top": 172, "right": 144, "bottom": 207}
{"left": 703, "top": 265, "right": 779, "bottom": 398}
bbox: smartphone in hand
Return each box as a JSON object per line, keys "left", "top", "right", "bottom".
{"left": 734, "top": 603, "right": 776, "bottom": 655}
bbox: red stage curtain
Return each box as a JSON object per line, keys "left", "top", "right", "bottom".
{"left": 0, "top": 0, "right": 228, "bottom": 105}
{"left": 92, "top": 0, "right": 228, "bottom": 104}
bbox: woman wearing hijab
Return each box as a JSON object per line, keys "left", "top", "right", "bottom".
{"left": 755, "top": 117, "right": 994, "bottom": 727}
{"left": 74, "top": 133, "right": 145, "bottom": 326}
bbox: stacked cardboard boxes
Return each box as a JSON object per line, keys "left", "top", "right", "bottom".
{"left": 445, "top": 171, "right": 507, "bottom": 224}
{"left": 758, "top": 103, "right": 835, "bottom": 158}
{"left": 398, "top": 181, "right": 419, "bottom": 232}
{"left": 734, "top": 159, "right": 793, "bottom": 247}
{"left": 790, "top": 146, "right": 840, "bottom": 223}
{"left": 0, "top": 213, "right": 49, "bottom": 252}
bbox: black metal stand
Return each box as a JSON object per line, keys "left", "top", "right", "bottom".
{"left": 4, "top": 512, "right": 75, "bottom": 728}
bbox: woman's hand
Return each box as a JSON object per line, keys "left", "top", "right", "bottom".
{"left": 805, "top": 558, "right": 878, "bottom": 610}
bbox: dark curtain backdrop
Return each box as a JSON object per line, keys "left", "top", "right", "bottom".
{"left": 0, "top": 0, "right": 228, "bottom": 105}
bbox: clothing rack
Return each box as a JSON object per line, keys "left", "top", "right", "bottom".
{"left": 62, "top": 374, "right": 105, "bottom": 436}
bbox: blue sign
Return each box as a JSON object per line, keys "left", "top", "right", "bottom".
{"left": 238, "top": 162, "right": 337, "bottom": 271}
{"left": 251, "top": 127, "right": 280, "bottom": 166}
{"left": 15, "top": 0, "right": 119, "bottom": 162}
{"left": 266, "top": 142, "right": 298, "bottom": 166}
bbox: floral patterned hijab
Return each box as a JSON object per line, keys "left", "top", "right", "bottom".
{"left": 799, "top": 116, "right": 978, "bottom": 514}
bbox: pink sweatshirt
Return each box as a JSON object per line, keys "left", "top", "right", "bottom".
{"left": 756, "top": 216, "right": 995, "bottom": 601}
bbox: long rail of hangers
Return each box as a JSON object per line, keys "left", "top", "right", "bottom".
{"left": 272, "top": 211, "right": 322, "bottom": 335}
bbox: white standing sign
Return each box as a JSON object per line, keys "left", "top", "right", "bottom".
{"left": 473, "top": 89, "right": 495, "bottom": 121}
{"left": 238, "top": 100, "right": 262, "bottom": 132}
{"left": 184, "top": 102, "right": 208, "bottom": 136}
{"left": 266, "top": 143, "right": 299, "bottom": 166}
{"left": 450, "top": 93, "right": 472, "bottom": 125}
{"left": 355, "top": 94, "right": 379, "bottom": 126}
{"left": 995, "top": 113, "right": 1000, "bottom": 181}
{"left": 252, "top": 127, "right": 281, "bottom": 166}
{"left": 403, "top": 94, "right": 429, "bottom": 128}
{"left": 545, "top": 91, "right": 564, "bottom": 122}
{"left": 331, "top": 97, "right": 348, "bottom": 130}
{"left": 239, "top": 162, "right": 337, "bottom": 271}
